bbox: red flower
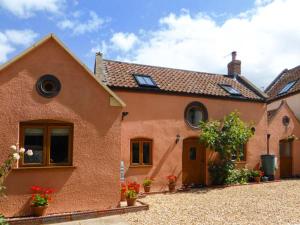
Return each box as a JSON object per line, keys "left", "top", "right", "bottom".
{"left": 31, "top": 186, "right": 42, "bottom": 192}
{"left": 167, "top": 175, "right": 177, "bottom": 183}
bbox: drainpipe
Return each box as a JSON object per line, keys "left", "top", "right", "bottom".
{"left": 267, "top": 134, "right": 271, "bottom": 155}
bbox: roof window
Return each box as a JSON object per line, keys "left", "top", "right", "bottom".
{"left": 133, "top": 74, "right": 157, "bottom": 87}
{"left": 219, "top": 84, "right": 241, "bottom": 96}
{"left": 278, "top": 80, "right": 297, "bottom": 95}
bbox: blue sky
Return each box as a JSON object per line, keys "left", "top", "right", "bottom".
{"left": 0, "top": 0, "right": 299, "bottom": 88}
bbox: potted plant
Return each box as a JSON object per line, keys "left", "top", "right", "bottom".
{"left": 252, "top": 170, "right": 263, "bottom": 183}
{"left": 125, "top": 189, "right": 137, "bottom": 206}
{"left": 142, "top": 178, "right": 153, "bottom": 193}
{"left": 127, "top": 181, "right": 140, "bottom": 194}
{"left": 120, "top": 183, "right": 126, "bottom": 201}
{"left": 30, "top": 186, "right": 54, "bottom": 216}
{"left": 167, "top": 175, "right": 177, "bottom": 192}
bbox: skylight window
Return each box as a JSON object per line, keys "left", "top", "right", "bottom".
{"left": 278, "top": 80, "right": 297, "bottom": 95}
{"left": 219, "top": 84, "right": 241, "bottom": 96}
{"left": 134, "top": 74, "right": 157, "bottom": 87}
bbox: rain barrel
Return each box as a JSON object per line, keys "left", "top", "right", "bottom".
{"left": 261, "top": 154, "right": 276, "bottom": 177}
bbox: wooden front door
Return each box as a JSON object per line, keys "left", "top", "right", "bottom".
{"left": 280, "top": 140, "right": 293, "bottom": 178}
{"left": 182, "top": 138, "right": 206, "bottom": 185}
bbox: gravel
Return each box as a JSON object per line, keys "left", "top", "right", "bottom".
{"left": 122, "top": 180, "right": 300, "bottom": 225}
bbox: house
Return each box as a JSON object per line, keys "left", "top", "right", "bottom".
{"left": 266, "top": 66, "right": 300, "bottom": 178}
{"left": 0, "top": 33, "right": 273, "bottom": 217}
{"left": 0, "top": 34, "right": 125, "bottom": 217}
{"left": 95, "top": 51, "right": 268, "bottom": 190}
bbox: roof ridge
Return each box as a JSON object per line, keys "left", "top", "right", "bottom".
{"left": 104, "top": 59, "right": 228, "bottom": 77}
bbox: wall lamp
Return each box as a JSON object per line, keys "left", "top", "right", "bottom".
{"left": 122, "top": 112, "right": 129, "bottom": 120}
{"left": 176, "top": 134, "right": 180, "bottom": 144}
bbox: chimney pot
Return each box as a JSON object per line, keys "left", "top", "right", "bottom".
{"left": 227, "top": 51, "right": 241, "bottom": 76}
{"left": 232, "top": 51, "right": 237, "bottom": 61}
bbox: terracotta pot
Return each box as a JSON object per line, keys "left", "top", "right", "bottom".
{"left": 254, "top": 176, "right": 261, "bottom": 183}
{"left": 143, "top": 185, "right": 151, "bottom": 193}
{"left": 168, "top": 183, "right": 176, "bottom": 192}
{"left": 120, "top": 191, "right": 126, "bottom": 201}
{"left": 126, "top": 197, "right": 137, "bottom": 206}
{"left": 31, "top": 205, "right": 48, "bottom": 216}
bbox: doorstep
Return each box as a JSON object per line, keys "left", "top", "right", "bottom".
{"left": 6, "top": 200, "right": 148, "bottom": 225}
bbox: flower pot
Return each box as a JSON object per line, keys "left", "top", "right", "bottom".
{"left": 254, "top": 177, "right": 261, "bottom": 183}
{"left": 168, "top": 183, "right": 176, "bottom": 192}
{"left": 126, "top": 197, "right": 137, "bottom": 206}
{"left": 31, "top": 205, "right": 48, "bottom": 216}
{"left": 120, "top": 191, "right": 126, "bottom": 201}
{"left": 143, "top": 185, "right": 151, "bottom": 193}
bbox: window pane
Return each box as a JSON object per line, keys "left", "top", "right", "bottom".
{"left": 132, "top": 142, "right": 140, "bottom": 164}
{"left": 50, "top": 128, "right": 70, "bottom": 164}
{"left": 144, "top": 77, "right": 154, "bottom": 86}
{"left": 24, "top": 128, "right": 44, "bottom": 164}
{"left": 143, "top": 142, "right": 151, "bottom": 164}
{"left": 136, "top": 76, "right": 147, "bottom": 85}
{"left": 189, "top": 147, "right": 196, "bottom": 160}
{"left": 188, "top": 107, "right": 203, "bottom": 127}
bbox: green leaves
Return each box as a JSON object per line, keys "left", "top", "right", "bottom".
{"left": 32, "top": 194, "right": 49, "bottom": 207}
{"left": 200, "top": 111, "right": 253, "bottom": 160}
{"left": 0, "top": 214, "right": 8, "bottom": 225}
{"left": 200, "top": 111, "right": 254, "bottom": 185}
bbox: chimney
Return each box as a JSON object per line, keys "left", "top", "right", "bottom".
{"left": 227, "top": 51, "right": 241, "bottom": 76}
{"left": 94, "top": 52, "right": 107, "bottom": 83}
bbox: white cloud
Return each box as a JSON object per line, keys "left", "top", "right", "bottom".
{"left": 110, "top": 32, "right": 139, "bottom": 52}
{"left": 106, "top": 0, "right": 300, "bottom": 89}
{"left": 0, "top": 29, "right": 38, "bottom": 62}
{"left": 57, "top": 11, "right": 104, "bottom": 35}
{"left": 0, "top": 0, "right": 65, "bottom": 18}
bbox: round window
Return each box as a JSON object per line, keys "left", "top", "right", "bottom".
{"left": 36, "top": 75, "right": 61, "bottom": 98}
{"left": 184, "top": 102, "right": 208, "bottom": 129}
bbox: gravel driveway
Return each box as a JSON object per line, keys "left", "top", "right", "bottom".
{"left": 122, "top": 180, "right": 300, "bottom": 225}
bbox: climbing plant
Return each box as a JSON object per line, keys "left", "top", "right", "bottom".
{"left": 199, "top": 111, "right": 253, "bottom": 184}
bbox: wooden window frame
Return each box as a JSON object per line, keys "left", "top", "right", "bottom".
{"left": 130, "top": 138, "right": 153, "bottom": 167}
{"left": 19, "top": 122, "right": 73, "bottom": 167}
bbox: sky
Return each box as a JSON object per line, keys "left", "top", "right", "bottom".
{"left": 0, "top": 0, "right": 299, "bottom": 89}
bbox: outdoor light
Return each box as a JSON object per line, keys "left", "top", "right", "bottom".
{"left": 121, "top": 112, "right": 129, "bottom": 120}
{"left": 176, "top": 134, "right": 180, "bottom": 143}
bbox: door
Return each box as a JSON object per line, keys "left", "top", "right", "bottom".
{"left": 182, "top": 138, "right": 206, "bottom": 185}
{"left": 279, "top": 140, "right": 293, "bottom": 178}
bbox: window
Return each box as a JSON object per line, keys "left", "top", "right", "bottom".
{"left": 231, "top": 144, "right": 247, "bottom": 161}
{"left": 184, "top": 102, "right": 208, "bottom": 129}
{"left": 20, "top": 122, "right": 73, "bottom": 167}
{"left": 189, "top": 147, "right": 197, "bottom": 160}
{"left": 219, "top": 84, "right": 241, "bottom": 96}
{"left": 278, "top": 80, "right": 297, "bottom": 95}
{"left": 36, "top": 74, "right": 61, "bottom": 98}
{"left": 133, "top": 74, "right": 157, "bottom": 87}
{"left": 130, "top": 138, "right": 152, "bottom": 166}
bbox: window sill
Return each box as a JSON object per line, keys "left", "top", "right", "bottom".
{"left": 129, "top": 165, "right": 153, "bottom": 168}
{"left": 12, "top": 166, "right": 77, "bottom": 170}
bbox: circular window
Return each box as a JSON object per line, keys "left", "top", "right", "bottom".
{"left": 184, "top": 102, "right": 208, "bottom": 129}
{"left": 36, "top": 75, "right": 61, "bottom": 98}
{"left": 282, "top": 116, "right": 290, "bottom": 127}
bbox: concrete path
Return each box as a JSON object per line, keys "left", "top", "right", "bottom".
{"left": 45, "top": 215, "right": 129, "bottom": 225}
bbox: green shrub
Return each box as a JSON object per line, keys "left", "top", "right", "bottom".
{"left": 142, "top": 178, "right": 153, "bottom": 186}
{"left": 0, "top": 214, "right": 8, "bottom": 225}
{"left": 209, "top": 161, "right": 234, "bottom": 185}
{"left": 225, "top": 168, "right": 251, "bottom": 185}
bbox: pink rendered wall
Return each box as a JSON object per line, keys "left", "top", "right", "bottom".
{"left": 115, "top": 90, "right": 268, "bottom": 190}
{"left": 0, "top": 38, "right": 122, "bottom": 217}
{"left": 268, "top": 102, "right": 300, "bottom": 178}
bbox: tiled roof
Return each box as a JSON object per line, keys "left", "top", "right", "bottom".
{"left": 102, "top": 60, "right": 265, "bottom": 101}
{"left": 266, "top": 65, "right": 300, "bottom": 101}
